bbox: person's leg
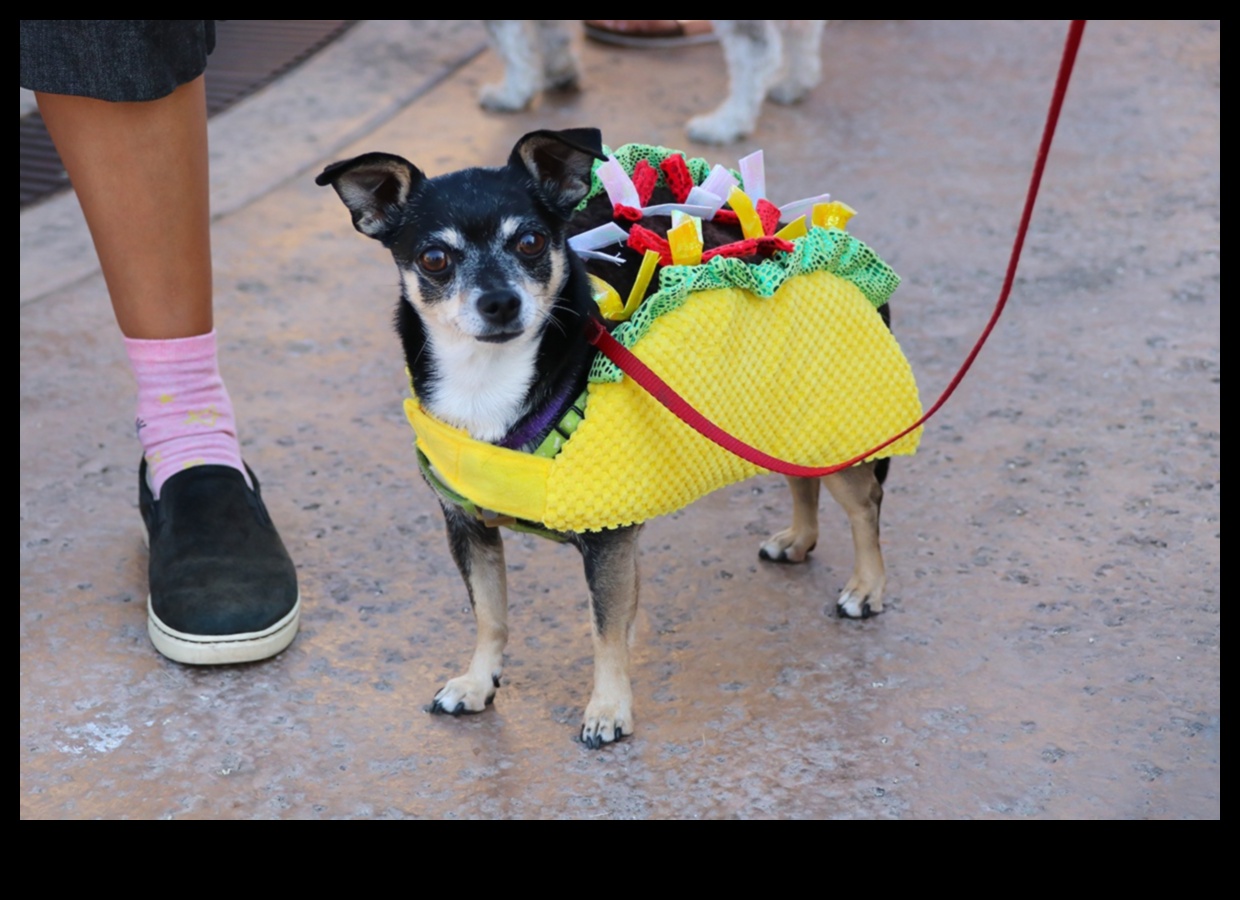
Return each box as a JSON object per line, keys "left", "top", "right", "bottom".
{"left": 37, "top": 77, "right": 246, "bottom": 495}
{"left": 36, "top": 76, "right": 213, "bottom": 340}
{"left": 36, "top": 75, "right": 299, "bottom": 664}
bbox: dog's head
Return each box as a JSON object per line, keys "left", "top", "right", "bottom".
{"left": 316, "top": 128, "right": 604, "bottom": 347}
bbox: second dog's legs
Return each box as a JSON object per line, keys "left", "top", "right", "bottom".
{"left": 480, "top": 20, "right": 544, "bottom": 111}
{"left": 481, "top": 20, "right": 579, "bottom": 111}
{"left": 767, "top": 20, "right": 825, "bottom": 104}
{"left": 684, "top": 20, "right": 778, "bottom": 144}
{"left": 431, "top": 506, "right": 509, "bottom": 714}
{"left": 536, "top": 20, "right": 580, "bottom": 91}
{"left": 687, "top": 20, "right": 783, "bottom": 144}
{"left": 576, "top": 527, "right": 641, "bottom": 748}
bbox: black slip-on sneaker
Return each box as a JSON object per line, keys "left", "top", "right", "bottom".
{"left": 139, "top": 459, "right": 300, "bottom": 664}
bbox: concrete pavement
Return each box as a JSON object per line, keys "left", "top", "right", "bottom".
{"left": 21, "top": 20, "right": 1219, "bottom": 818}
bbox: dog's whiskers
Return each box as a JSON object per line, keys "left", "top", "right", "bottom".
{"left": 536, "top": 305, "right": 570, "bottom": 339}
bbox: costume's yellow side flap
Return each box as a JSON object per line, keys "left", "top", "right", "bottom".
{"left": 403, "top": 399, "right": 551, "bottom": 523}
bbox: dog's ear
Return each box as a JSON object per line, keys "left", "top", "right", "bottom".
{"left": 315, "top": 152, "right": 424, "bottom": 241}
{"left": 509, "top": 128, "right": 606, "bottom": 219}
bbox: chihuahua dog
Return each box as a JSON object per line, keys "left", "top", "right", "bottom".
{"left": 317, "top": 128, "right": 891, "bottom": 748}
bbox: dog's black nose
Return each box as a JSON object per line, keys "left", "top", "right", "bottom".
{"left": 476, "top": 290, "right": 523, "bottom": 327}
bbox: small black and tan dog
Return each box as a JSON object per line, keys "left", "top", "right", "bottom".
{"left": 317, "top": 128, "right": 890, "bottom": 748}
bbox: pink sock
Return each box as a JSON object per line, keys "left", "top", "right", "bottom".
{"left": 123, "top": 329, "right": 250, "bottom": 497}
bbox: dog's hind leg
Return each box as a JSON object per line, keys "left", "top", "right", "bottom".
{"left": 767, "top": 20, "right": 825, "bottom": 105}
{"left": 759, "top": 476, "right": 820, "bottom": 564}
{"left": 822, "top": 461, "right": 886, "bottom": 619}
{"left": 536, "top": 20, "right": 580, "bottom": 92}
{"left": 575, "top": 527, "right": 642, "bottom": 748}
{"left": 480, "top": 20, "right": 544, "bottom": 112}
{"left": 687, "top": 20, "right": 783, "bottom": 145}
{"left": 430, "top": 505, "right": 509, "bottom": 715}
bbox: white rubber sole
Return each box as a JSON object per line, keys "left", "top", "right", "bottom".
{"left": 147, "top": 595, "right": 301, "bottom": 665}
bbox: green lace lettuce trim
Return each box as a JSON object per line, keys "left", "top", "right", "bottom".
{"left": 579, "top": 143, "right": 724, "bottom": 207}
{"left": 588, "top": 226, "right": 901, "bottom": 384}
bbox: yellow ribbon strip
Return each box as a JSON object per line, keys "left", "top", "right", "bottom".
{"left": 727, "top": 186, "right": 766, "bottom": 240}
{"left": 623, "top": 249, "right": 661, "bottom": 319}
{"left": 590, "top": 274, "right": 624, "bottom": 320}
{"left": 812, "top": 201, "right": 857, "bottom": 231}
{"left": 668, "top": 217, "right": 703, "bottom": 266}
{"left": 592, "top": 249, "right": 662, "bottom": 322}
{"left": 774, "top": 215, "right": 808, "bottom": 242}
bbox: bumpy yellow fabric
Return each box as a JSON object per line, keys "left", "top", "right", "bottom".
{"left": 406, "top": 268, "right": 921, "bottom": 533}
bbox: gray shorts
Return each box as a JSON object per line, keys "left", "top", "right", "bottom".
{"left": 20, "top": 20, "right": 216, "bottom": 102}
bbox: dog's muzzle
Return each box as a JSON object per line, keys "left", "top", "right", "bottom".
{"left": 475, "top": 290, "right": 524, "bottom": 342}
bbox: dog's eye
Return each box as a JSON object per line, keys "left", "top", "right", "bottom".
{"left": 418, "top": 248, "right": 451, "bottom": 274}
{"left": 516, "top": 232, "right": 547, "bottom": 257}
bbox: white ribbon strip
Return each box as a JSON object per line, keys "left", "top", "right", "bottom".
{"left": 684, "top": 186, "right": 726, "bottom": 215}
{"left": 777, "top": 193, "right": 832, "bottom": 223}
{"left": 568, "top": 221, "right": 629, "bottom": 252}
{"left": 738, "top": 150, "right": 765, "bottom": 201}
{"left": 699, "top": 164, "right": 739, "bottom": 201}
{"left": 639, "top": 203, "right": 718, "bottom": 219}
{"left": 596, "top": 156, "right": 641, "bottom": 209}
{"left": 573, "top": 249, "right": 626, "bottom": 265}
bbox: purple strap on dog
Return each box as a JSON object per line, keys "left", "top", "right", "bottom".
{"left": 498, "top": 378, "right": 581, "bottom": 450}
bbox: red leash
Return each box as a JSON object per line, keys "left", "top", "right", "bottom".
{"left": 588, "top": 20, "right": 1087, "bottom": 478}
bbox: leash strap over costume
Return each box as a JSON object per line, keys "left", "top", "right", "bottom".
{"left": 588, "top": 20, "right": 1086, "bottom": 479}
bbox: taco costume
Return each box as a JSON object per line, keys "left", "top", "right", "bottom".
{"left": 405, "top": 144, "right": 922, "bottom": 534}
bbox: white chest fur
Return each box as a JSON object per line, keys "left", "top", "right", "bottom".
{"left": 422, "top": 332, "right": 538, "bottom": 443}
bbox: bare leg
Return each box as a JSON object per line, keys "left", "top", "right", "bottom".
{"left": 37, "top": 73, "right": 300, "bottom": 665}
{"left": 36, "top": 76, "right": 212, "bottom": 339}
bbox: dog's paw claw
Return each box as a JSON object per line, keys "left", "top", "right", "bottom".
{"left": 836, "top": 587, "right": 882, "bottom": 619}
{"left": 580, "top": 698, "right": 633, "bottom": 749}
{"left": 428, "top": 696, "right": 467, "bottom": 716}
{"left": 579, "top": 725, "right": 627, "bottom": 751}
{"left": 430, "top": 674, "right": 498, "bottom": 715}
{"left": 759, "top": 533, "right": 816, "bottom": 564}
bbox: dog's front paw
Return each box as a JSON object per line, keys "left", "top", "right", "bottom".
{"left": 686, "top": 108, "right": 751, "bottom": 145}
{"left": 836, "top": 576, "right": 885, "bottom": 619}
{"left": 766, "top": 79, "right": 812, "bottom": 105}
{"left": 759, "top": 528, "right": 818, "bottom": 564}
{"left": 429, "top": 672, "right": 499, "bottom": 716}
{"left": 542, "top": 61, "right": 580, "bottom": 93}
{"left": 580, "top": 695, "right": 633, "bottom": 750}
{"left": 478, "top": 82, "right": 535, "bottom": 113}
